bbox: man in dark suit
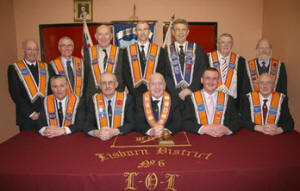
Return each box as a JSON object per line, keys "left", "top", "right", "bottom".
{"left": 86, "top": 25, "right": 124, "bottom": 98}
{"left": 207, "top": 33, "right": 246, "bottom": 104}
{"left": 164, "top": 18, "right": 209, "bottom": 101}
{"left": 8, "top": 40, "right": 49, "bottom": 131}
{"left": 48, "top": 36, "right": 87, "bottom": 99}
{"left": 38, "top": 75, "right": 85, "bottom": 138}
{"left": 240, "top": 73, "right": 294, "bottom": 135}
{"left": 136, "top": 73, "right": 182, "bottom": 136}
{"left": 242, "top": 38, "right": 287, "bottom": 95}
{"left": 183, "top": 68, "right": 240, "bottom": 137}
{"left": 85, "top": 72, "right": 135, "bottom": 141}
{"left": 123, "top": 21, "right": 165, "bottom": 97}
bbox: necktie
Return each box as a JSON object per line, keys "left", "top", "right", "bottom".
{"left": 103, "top": 49, "right": 108, "bottom": 70}
{"left": 261, "top": 61, "right": 268, "bottom": 73}
{"left": 221, "top": 57, "right": 228, "bottom": 82}
{"left": 28, "top": 62, "right": 39, "bottom": 85}
{"left": 207, "top": 95, "right": 215, "bottom": 124}
{"left": 66, "top": 60, "right": 74, "bottom": 89}
{"left": 58, "top": 101, "right": 63, "bottom": 127}
{"left": 107, "top": 100, "right": 112, "bottom": 127}
{"left": 140, "top": 45, "right": 146, "bottom": 74}
{"left": 263, "top": 99, "right": 268, "bottom": 124}
{"left": 152, "top": 100, "right": 160, "bottom": 121}
{"left": 179, "top": 45, "right": 185, "bottom": 73}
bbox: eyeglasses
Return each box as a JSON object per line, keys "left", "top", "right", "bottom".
{"left": 100, "top": 81, "right": 115, "bottom": 86}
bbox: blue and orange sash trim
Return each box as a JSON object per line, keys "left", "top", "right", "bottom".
{"left": 14, "top": 60, "right": 48, "bottom": 102}
{"left": 93, "top": 91, "right": 126, "bottom": 129}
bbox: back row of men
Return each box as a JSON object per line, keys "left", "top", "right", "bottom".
{"left": 8, "top": 19, "right": 293, "bottom": 139}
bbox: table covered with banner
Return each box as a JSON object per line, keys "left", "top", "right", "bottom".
{"left": 0, "top": 129, "right": 300, "bottom": 191}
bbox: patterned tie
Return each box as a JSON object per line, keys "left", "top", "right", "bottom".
{"left": 66, "top": 60, "right": 74, "bottom": 89}
{"left": 221, "top": 57, "right": 228, "bottom": 82}
{"left": 179, "top": 45, "right": 185, "bottom": 73}
{"left": 263, "top": 99, "right": 268, "bottom": 124}
{"left": 103, "top": 49, "right": 108, "bottom": 70}
{"left": 152, "top": 100, "right": 160, "bottom": 121}
{"left": 107, "top": 100, "right": 112, "bottom": 127}
{"left": 140, "top": 45, "right": 146, "bottom": 74}
{"left": 57, "top": 101, "right": 63, "bottom": 127}
{"left": 262, "top": 61, "right": 268, "bottom": 73}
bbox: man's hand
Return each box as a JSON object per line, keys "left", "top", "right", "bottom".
{"left": 200, "top": 124, "right": 229, "bottom": 137}
{"left": 150, "top": 125, "right": 164, "bottom": 137}
{"left": 94, "top": 127, "right": 119, "bottom": 141}
{"left": 255, "top": 124, "right": 283, "bottom": 135}
{"left": 43, "top": 126, "right": 65, "bottom": 138}
{"left": 30, "top": 112, "right": 40, "bottom": 120}
{"left": 178, "top": 88, "right": 192, "bottom": 100}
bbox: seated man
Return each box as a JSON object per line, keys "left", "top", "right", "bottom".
{"left": 136, "top": 73, "right": 181, "bottom": 137}
{"left": 85, "top": 72, "right": 135, "bottom": 141}
{"left": 38, "top": 75, "right": 85, "bottom": 138}
{"left": 240, "top": 73, "right": 294, "bottom": 135}
{"left": 183, "top": 68, "right": 240, "bottom": 137}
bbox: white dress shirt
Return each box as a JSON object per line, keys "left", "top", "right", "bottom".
{"left": 259, "top": 93, "right": 272, "bottom": 111}
{"left": 175, "top": 41, "right": 187, "bottom": 54}
{"left": 145, "top": 95, "right": 164, "bottom": 135}
{"left": 258, "top": 58, "right": 270, "bottom": 68}
{"left": 98, "top": 45, "right": 112, "bottom": 71}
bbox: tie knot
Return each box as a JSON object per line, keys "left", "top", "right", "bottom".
{"left": 152, "top": 100, "right": 159, "bottom": 106}
{"left": 179, "top": 45, "right": 184, "bottom": 51}
{"left": 141, "top": 45, "right": 144, "bottom": 49}
{"left": 103, "top": 49, "right": 107, "bottom": 53}
{"left": 262, "top": 61, "right": 266, "bottom": 67}
{"left": 59, "top": 101, "right": 63, "bottom": 108}
{"left": 263, "top": 99, "right": 268, "bottom": 104}
{"left": 108, "top": 100, "right": 112, "bottom": 105}
{"left": 66, "top": 60, "right": 71, "bottom": 65}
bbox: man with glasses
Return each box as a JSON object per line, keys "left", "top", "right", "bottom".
{"left": 240, "top": 73, "right": 293, "bottom": 135}
{"left": 84, "top": 72, "right": 135, "bottom": 141}
{"left": 8, "top": 40, "right": 49, "bottom": 131}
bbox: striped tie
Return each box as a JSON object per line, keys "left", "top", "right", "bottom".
{"left": 221, "top": 57, "right": 228, "bottom": 82}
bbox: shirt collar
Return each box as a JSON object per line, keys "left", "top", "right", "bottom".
{"left": 217, "top": 50, "right": 230, "bottom": 60}
{"left": 175, "top": 41, "right": 187, "bottom": 50}
{"left": 103, "top": 92, "right": 117, "bottom": 103}
{"left": 56, "top": 96, "right": 67, "bottom": 104}
{"left": 203, "top": 90, "right": 218, "bottom": 98}
{"left": 259, "top": 92, "right": 272, "bottom": 101}
{"left": 137, "top": 41, "right": 149, "bottom": 48}
{"left": 151, "top": 96, "right": 163, "bottom": 103}
{"left": 24, "top": 59, "right": 37, "bottom": 66}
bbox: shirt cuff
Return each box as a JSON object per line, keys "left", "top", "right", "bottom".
{"left": 146, "top": 129, "right": 151, "bottom": 136}
{"left": 39, "top": 126, "right": 46, "bottom": 135}
{"left": 29, "top": 112, "right": 35, "bottom": 118}
{"left": 198, "top": 125, "right": 204, "bottom": 135}
{"left": 88, "top": 130, "right": 94, "bottom": 137}
{"left": 63, "top": 127, "right": 71, "bottom": 135}
{"left": 226, "top": 129, "right": 233, "bottom": 135}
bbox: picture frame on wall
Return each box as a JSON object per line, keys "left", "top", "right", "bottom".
{"left": 74, "top": 0, "right": 93, "bottom": 22}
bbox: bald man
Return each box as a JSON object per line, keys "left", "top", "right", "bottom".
{"left": 240, "top": 73, "right": 294, "bottom": 135}
{"left": 86, "top": 25, "right": 124, "bottom": 98}
{"left": 243, "top": 38, "right": 287, "bottom": 95}
{"left": 123, "top": 21, "right": 165, "bottom": 97}
{"left": 8, "top": 40, "right": 49, "bottom": 131}
{"left": 49, "top": 36, "right": 86, "bottom": 98}
{"left": 136, "top": 73, "right": 182, "bottom": 137}
{"left": 84, "top": 72, "right": 135, "bottom": 141}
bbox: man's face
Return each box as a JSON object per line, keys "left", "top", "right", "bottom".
{"left": 147, "top": 74, "right": 166, "bottom": 99}
{"left": 51, "top": 78, "right": 68, "bottom": 100}
{"left": 258, "top": 75, "right": 274, "bottom": 97}
{"left": 257, "top": 40, "right": 272, "bottom": 60}
{"left": 95, "top": 26, "right": 112, "bottom": 49}
{"left": 58, "top": 38, "right": 74, "bottom": 58}
{"left": 217, "top": 36, "right": 233, "bottom": 56}
{"left": 172, "top": 23, "right": 189, "bottom": 44}
{"left": 24, "top": 41, "right": 39, "bottom": 62}
{"left": 201, "top": 70, "right": 219, "bottom": 94}
{"left": 136, "top": 23, "right": 150, "bottom": 43}
{"left": 99, "top": 74, "right": 118, "bottom": 98}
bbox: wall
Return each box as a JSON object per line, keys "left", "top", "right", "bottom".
{"left": 263, "top": 0, "right": 300, "bottom": 131}
{"left": 0, "top": 0, "right": 19, "bottom": 142}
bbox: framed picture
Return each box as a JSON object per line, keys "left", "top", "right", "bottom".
{"left": 74, "top": 0, "right": 93, "bottom": 22}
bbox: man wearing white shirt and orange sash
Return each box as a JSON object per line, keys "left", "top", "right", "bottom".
{"left": 85, "top": 72, "right": 135, "bottom": 141}
{"left": 183, "top": 68, "right": 240, "bottom": 137}
{"left": 136, "top": 73, "right": 182, "bottom": 137}
{"left": 8, "top": 40, "right": 49, "bottom": 131}
{"left": 38, "top": 75, "right": 85, "bottom": 138}
{"left": 240, "top": 73, "right": 293, "bottom": 135}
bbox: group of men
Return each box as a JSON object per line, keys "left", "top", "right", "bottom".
{"left": 7, "top": 18, "right": 294, "bottom": 141}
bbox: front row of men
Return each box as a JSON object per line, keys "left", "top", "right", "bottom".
{"left": 37, "top": 69, "right": 294, "bottom": 140}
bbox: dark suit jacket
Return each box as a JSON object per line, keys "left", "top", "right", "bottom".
{"left": 135, "top": 93, "right": 182, "bottom": 135}
{"left": 123, "top": 44, "right": 165, "bottom": 97}
{"left": 84, "top": 93, "right": 135, "bottom": 136}
{"left": 164, "top": 43, "right": 209, "bottom": 98}
{"left": 37, "top": 95, "right": 86, "bottom": 133}
{"left": 183, "top": 93, "right": 240, "bottom": 134}
{"left": 7, "top": 62, "right": 48, "bottom": 131}
{"left": 240, "top": 93, "right": 294, "bottom": 132}
{"left": 85, "top": 47, "right": 125, "bottom": 99}
{"left": 242, "top": 59, "right": 287, "bottom": 95}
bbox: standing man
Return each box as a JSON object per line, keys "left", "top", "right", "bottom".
{"left": 207, "top": 33, "right": 246, "bottom": 101}
{"left": 136, "top": 73, "right": 182, "bottom": 137}
{"left": 85, "top": 72, "right": 135, "bottom": 141}
{"left": 87, "top": 25, "right": 124, "bottom": 98}
{"left": 183, "top": 68, "right": 240, "bottom": 137}
{"left": 243, "top": 38, "right": 287, "bottom": 95}
{"left": 165, "top": 18, "right": 209, "bottom": 101}
{"left": 240, "top": 73, "right": 293, "bottom": 135}
{"left": 49, "top": 36, "right": 86, "bottom": 98}
{"left": 123, "top": 21, "right": 165, "bottom": 97}
{"left": 38, "top": 75, "right": 85, "bottom": 138}
{"left": 8, "top": 40, "right": 49, "bottom": 131}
